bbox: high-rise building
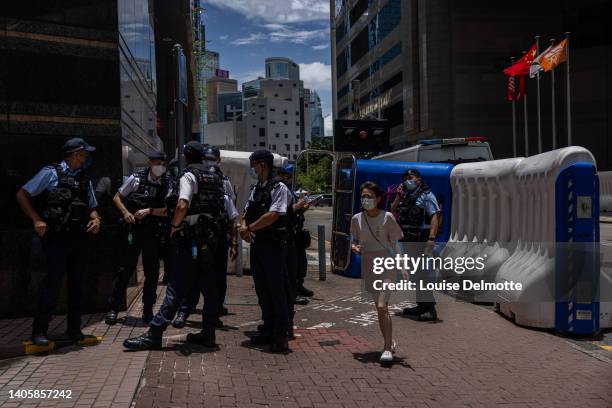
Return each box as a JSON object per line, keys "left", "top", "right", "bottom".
{"left": 218, "top": 91, "right": 244, "bottom": 122}
{"left": 309, "top": 91, "right": 324, "bottom": 138}
{"left": 331, "top": 0, "right": 612, "bottom": 168}
{"left": 265, "top": 57, "right": 300, "bottom": 80}
{"left": 244, "top": 79, "right": 310, "bottom": 160}
{"left": 206, "top": 76, "right": 238, "bottom": 123}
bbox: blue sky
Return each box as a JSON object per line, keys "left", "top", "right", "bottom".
{"left": 202, "top": 0, "right": 333, "bottom": 135}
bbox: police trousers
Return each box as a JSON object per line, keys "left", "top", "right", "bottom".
{"left": 150, "top": 234, "right": 220, "bottom": 333}
{"left": 286, "top": 237, "right": 297, "bottom": 330}
{"left": 250, "top": 237, "right": 289, "bottom": 338}
{"left": 178, "top": 240, "right": 229, "bottom": 320}
{"left": 32, "top": 231, "right": 87, "bottom": 336}
{"left": 108, "top": 222, "right": 162, "bottom": 311}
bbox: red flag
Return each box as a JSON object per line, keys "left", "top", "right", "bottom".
{"left": 503, "top": 44, "right": 538, "bottom": 76}
{"left": 507, "top": 75, "right": 526, "bottom": 101}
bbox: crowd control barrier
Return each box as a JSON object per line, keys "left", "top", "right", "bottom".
{"left": 600, "top": 171, "right": 612, "bottom": 213}
{"left": 441, "top": 147, "right": 605, "bottom": 334}
{"left": 332, "top": 157, "right": 453, "bottom": 278}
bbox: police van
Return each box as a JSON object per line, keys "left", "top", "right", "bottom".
{"left": 373, "top": 137, "right": 493, "bottom": 164}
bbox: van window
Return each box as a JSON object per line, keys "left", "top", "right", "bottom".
{"left": 417, "top": 147, "right": 455, "bottom": 163}
{"left": 453, "top": 145, "right": 491, "bottom": 162}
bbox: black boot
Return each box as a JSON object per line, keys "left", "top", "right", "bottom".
{"left": 65, "top": 329, "right": 85, "bottom": 343}
{"left": 172, "top": 311, "right": 188, "bottom": 328}
{"left": 32, "top": 333, "right": 49, "bottom": 346}
{"left": 297, "top": 285, "right": 314, "bottom": 297}
{"left": 105, "top": 310, "right": 118, "bottom": 325}
{"left": 270, "top": 336, "right": 289, "bottom": 353}
{"left": 186, "top": 325, "right": 216, "bottom": 347}
{"left": 123, "top": 331, "right": 162, "bottom": 351}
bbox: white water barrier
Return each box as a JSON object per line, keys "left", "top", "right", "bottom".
{"left": 440, "top": 147, "right": 606, "bottom": 334}
{"left": 600, "top": 171, "right": 612, "bottom": 212}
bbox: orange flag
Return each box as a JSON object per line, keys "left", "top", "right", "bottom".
{"left": 540, "top": 39, "right": 568, "bottom": 72}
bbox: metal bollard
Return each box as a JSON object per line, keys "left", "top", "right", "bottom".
{"left": 318, "top": 224, "right": 326, "bottom": 281}
{"left": 236, "top": 223, "right": 243, "bottom": 277}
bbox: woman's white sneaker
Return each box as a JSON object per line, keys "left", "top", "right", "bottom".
{"left": 380, "top": 350, "right": 393, "bottom": 362}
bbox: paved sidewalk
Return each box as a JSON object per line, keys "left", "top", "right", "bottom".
{"left": 0, "top": 267, "right": 611, "bottom": 407}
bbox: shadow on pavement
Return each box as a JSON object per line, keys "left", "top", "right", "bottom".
{"left": 352, "top": 351, "right": 413, "bottom": 369}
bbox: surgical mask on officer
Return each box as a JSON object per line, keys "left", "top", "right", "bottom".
{"left": 403, "top": 179, "right": 418, "bottom": 192}
{"left": 150, "top": 165, "right": 166, "bottom": 177}
{"left": 361, "top": 197, "right": 376, "bottom": 210}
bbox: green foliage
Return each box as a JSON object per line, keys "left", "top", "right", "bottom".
{"left": 295, "top": 145, "right": 333, "bottom": 193}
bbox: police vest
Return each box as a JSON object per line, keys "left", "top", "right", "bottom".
{"left": 39, "top": 164, "right": 91, "bottom": 232}
{"left": 125, "top": 169, "right": 169, "bottom": 214}
{"left": 183, "top": 164, "right": 226, "bottom": 217}
{"left": 244, "top": 178, "right": 288, "bottom": 239}
{"left": 397, "top": 186, "right": 432, "bottom": 242}
{"left": 276, "top": 178, "right": 297, "bottom": 237}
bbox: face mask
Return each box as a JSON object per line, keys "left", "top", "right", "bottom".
{"left": 151, "top": 165, "right": 166, "bottom": 177}
{"left": 361, "top": 197, "right": 376, "bottom": 210}
{"left": 203, "top": 160, "right": 216, "bottom": 167}
{"left": 248, "top": 167, "right": 258, "bottom": 180}
{"left": 404, "top": 179, "right": 417, "bottom": 192}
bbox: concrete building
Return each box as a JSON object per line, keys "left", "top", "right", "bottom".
{"left": 206, "top": 77, "right": 238, "bottom": 123}
{"left": 204, "top": 120, "right": 247, "bottom": 151}
{"left": 330, "top": 0, "right": 612, "bottom": 169}
{"left": 244, "top": 79, "right": 311, "bottom": 160}
{"left": 266, "top": 57, "right": 300, "bottom": 80}
{"left": 309, "top": 90, "right": 325, "bottom": 138}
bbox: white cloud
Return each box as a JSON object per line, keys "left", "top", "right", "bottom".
{"left": 299, "top": 62, "right": 331, "bottom": 92}
{"left": 265, "top": 24, "right": 327, "bottom": 44}
{"left": 312, "top": 43, "right": 329, "bottom": 50}
{"left": 234, "top": 69, "right": 265, "bottom": 88}
{"left": 231, "top": 33, "right": 266, "bottom": 46}
{"left": 324, "top": 114, "right": 333, "bottom": 136}
{"left": 206, "top": 0, "right": 329, "bottom": 24}
{"left": 219, "top": 35, "right": 229, "bottom": 40}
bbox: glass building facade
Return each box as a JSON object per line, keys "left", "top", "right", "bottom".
{"left": 117, "top": 0, "right": 160, "bottom": 174}
{"left": 309, "top": 91, "right": 324, "bottom": 138}
{"left": 265, "top": 57, "right": 300, "bottom": 80}
{"left": 218, "top": 91, "right": 244, "bottom": 121}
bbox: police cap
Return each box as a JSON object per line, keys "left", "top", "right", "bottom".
{"left": 148, "top": 151, "right": 167, "bottom": 161}
{"left": 249, "top": 149, "right": 274, "bottom": 163}
{"left": 184, "top": 141, "right": 205, "bottom": 160}
{"left": 63, "top": 137, "right": 96, "bottom": 154}
{"left": 403, "top": 168, "right": 421, "bottom": 179}
{"left": 202, "top": 146, "right": 218, "bottom": 161}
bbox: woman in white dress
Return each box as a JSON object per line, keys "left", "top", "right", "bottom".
{"left": 350, "top": 181, "right": 404, "bottom": 362}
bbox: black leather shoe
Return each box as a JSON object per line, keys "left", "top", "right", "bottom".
{"left": 402, "top": 305, "right": 423, "bottom": 316}
{"left": 270, "top": 337, "right": 289, "bottom": 353}
{"left": 142, "top": 308, "right": 153, "bottom": 325}
{"left": 418, "top": 309, "right": 438, "bottom": 321}
{"left": 295, "top": 296, "right": 309, "bottom": 305}
{"left": 105, "top": 310, "right": 118, "bottom": 325}
{"left": 66, "top": 330, "right": 85, "bottom": 343}
{"left": 172, "top": 312, "right": 187, "bottom": 328}
{"left": 123, "top": 331, "right": 161, "bottom": 351}
{"left": 32, "top": 333, "right": 49, "bottom": 346}
{"left": 215, "top": 319, "right": 223, "bottom": 328}
{"left": 186, "top": 328, "right": 215, "bottom": 348}
{"left": 297, "top": 285, "right": 314, "bottom": 297}
{"left": 250, "top": 334, "right": 272, "bottom": 345}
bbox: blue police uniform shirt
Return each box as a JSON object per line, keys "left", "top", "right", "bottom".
{"left": 22, "top": 161, "right": 98, "bottom": 209}
{"left": 415, "top": 190, "right": 440, "bottom": 228}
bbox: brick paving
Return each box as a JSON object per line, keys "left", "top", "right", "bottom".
{"left": 0, "top": 260, "right": 611, "bottom": 407}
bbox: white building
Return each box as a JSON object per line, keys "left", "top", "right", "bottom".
{"left": 244, "top": 79, "right": 311, "bottom": 160}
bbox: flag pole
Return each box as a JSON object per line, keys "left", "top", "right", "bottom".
{"left": 522, "top": 50, "right": 529, "bottom": 156}
{"left": 510, "top": 56, "right": 517, "bottom": 157}
{"left": 550, "top": 38, "right": 556, "bottom": 150}
{"left": 565, "top": 32, "right": 572, "bottom": 146}
{"left": 535, "top": 36, "right": 542, "bottom": 153}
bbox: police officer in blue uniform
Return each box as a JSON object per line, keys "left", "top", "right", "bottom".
{"left": 123, "top": 141, "right": 239, "bottom": 350}
{"left": 172, "top": 145, "right": 238, "bottom": 328}
{"left": 16, "top": 138, "right": 102, "bottom": 346}
{"left": 105, "top": 151, "right": 170, "bottom": 325}
{"left": 391, "top": 168, "right": 440, "bottom": 321}
{"left": 241, "top": 150, "right": 291, "bottom": 352}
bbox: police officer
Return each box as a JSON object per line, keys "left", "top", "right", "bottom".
{"left": 123, "top": 141, "right": 239, "bottom": 350}
{"left": 105, "top": 151, "right": 170, "bottom": 325}
{"left": 16, "top": 138, "right": 102, "bottom": 346}
{"left": 172, "top": 145, "right": 238, "bottom": 328}
{"left": 391, "top": 168, "right": 440, "bottom": 321}
{"left": 241, "top": 150, "right": 291, "bottom": 352}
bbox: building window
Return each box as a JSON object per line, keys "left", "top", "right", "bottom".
{"left": 270, "top": 108, "right": 276, "bottom": 111}
{"left": 258, "top": 104, "right": 265, "bottom": 108}
{"left": 284, "top": 120, "right": 288, "bottom": 125}
{"left": 284, "top": 134, "right": 288, "bottom": 138}
{"left": 350, "top": 0, "right": 367, "bottom": 26}
{"left": 296, "top": 135, "right": 300, "bottom": 139}
{"left": 283, "top": 110, "right": 288, "bottom": 114}
{"left": 276, "top": 133, "right": 279, "bottom": 137}
{"left": 260, "top": 117, "right": 265, "bottom": 120}
{"left": 292, "top": 83, "right": 296, "bottom": 87}
{"left": 252, "top": 125, "right": 256, "bottom": 128}
{"left": 296, "top": 122, "right": 300, "bottom": 126}
{"left": 279, "top": 83, "right": 283, "bottom": 87}
{"left": 296, "top": 111, "right": 299, "bottom": 116}
{"left": 259, "top": 128, "right": 265, "bottom": 137}
{"left": 293, "top": 154, "right": 297, "bottom": 159}
{"left": 274, "top": 93, "right": 279, "bottom": 97}
{"left": 270, "top": 121, "right": 276, "bottom": 124}
{"left": 253, "top": 144, "right": 256, "bottom": 147}
{"left": 259, "top": 142, "right": 265, "bottom": 147}
{"left": 295, "top": 144, "right": 299, "bottom": 151}
{"left": 272, "top": 144, "right": 276, "bottom": 150}
{"left": 285, "top": 144, "right": 290, "bottom": 151}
